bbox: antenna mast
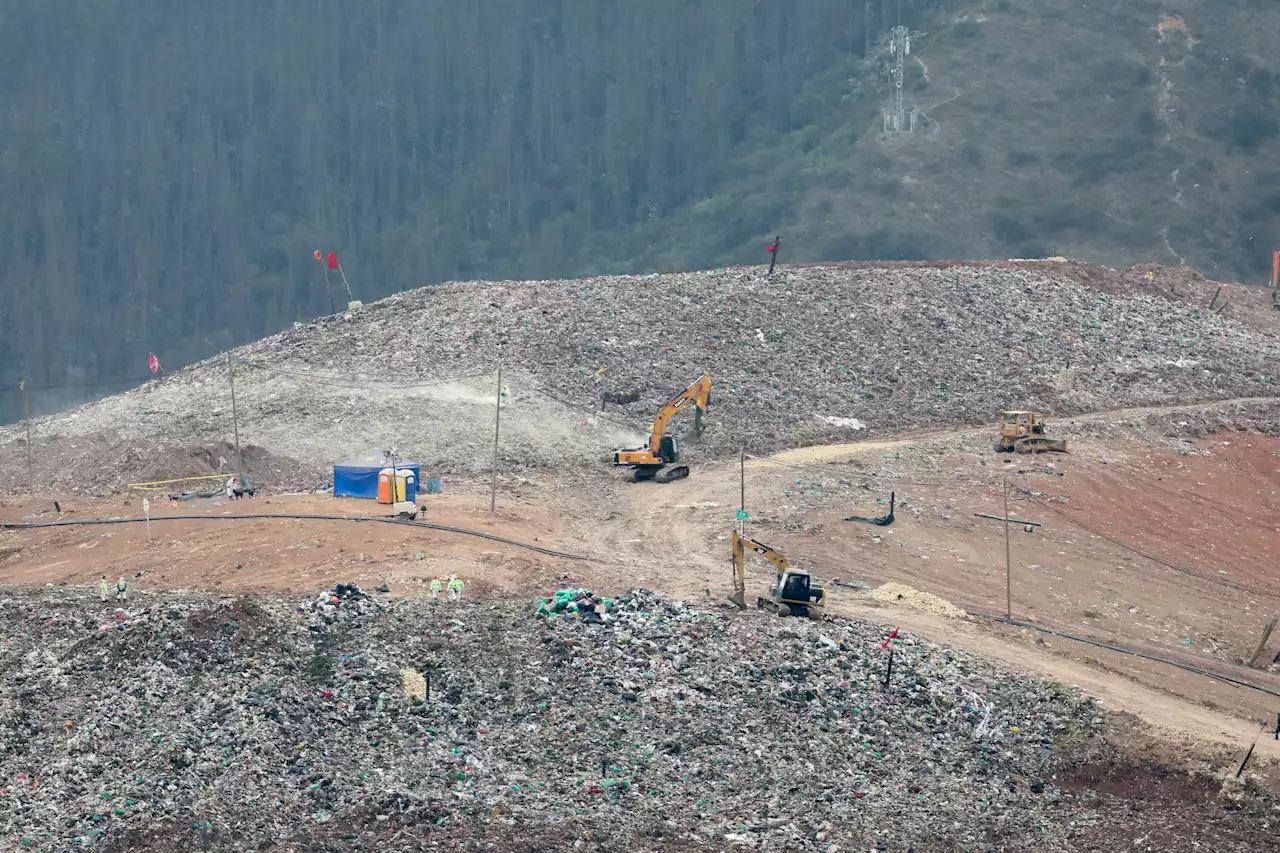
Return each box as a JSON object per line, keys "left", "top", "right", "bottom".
{"left": 882, "top": 23, "right": 917, "bottom": 135}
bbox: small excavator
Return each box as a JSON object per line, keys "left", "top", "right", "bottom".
{"left": 613, "top": 374, "right": 711, "bottom": 483}
{"left": 994, "top": 410, "right": 1067, "bottom": 454}
{"left": 728, "top": 528, "right": 826, "bottom": 619}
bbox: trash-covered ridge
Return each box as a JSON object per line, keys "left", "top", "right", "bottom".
{"left": 12, "top": 262, "right": 1280, "bottom": 474}
{"left": 0, "top": 585, "right": 1132, "bottom": 852}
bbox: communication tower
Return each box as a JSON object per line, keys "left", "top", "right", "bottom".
{"left": 882, "top": 25, "right": 918, "bottom": 134}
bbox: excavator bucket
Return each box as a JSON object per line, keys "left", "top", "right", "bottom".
{"left": 727, "top": 590, "right": 747, "bottom": 610}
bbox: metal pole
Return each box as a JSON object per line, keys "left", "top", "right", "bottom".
{"left": 489, "top": 362, "right": 502, "bottom": 513}
{"left": 389, "top": 449, "right": 397, "bottom": 503}
{"left": 1003, "top": 474, "right": 1012, "bottom": 619}
{"left": 337, "top": 264, "right": 355, "bottom": 302}
{"left": 21, "top": 379, "right": 33, "bottom": 492}
{"left": 320, "top": 267, "right": 336, "bottom": 315}
{"left": 227, "top": 353, "right": 243, "bottom": 476}
{"left": 739, "top": 447, "right": 746, "bottom": 535}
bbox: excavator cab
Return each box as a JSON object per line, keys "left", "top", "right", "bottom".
{"left": 773, "top": 570, "right": 826, "bottom": 619}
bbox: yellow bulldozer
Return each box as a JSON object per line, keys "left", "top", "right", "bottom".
{"left": 728, "top": 528, "right": 826, "bottom": 619}
{"left": 994, "top": 410, "right": 1067, "bottom": 454}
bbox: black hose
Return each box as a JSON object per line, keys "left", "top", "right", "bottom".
{"left": 979, "top": 613, "right": 1280, "bottom": 699}
{"left": 0, "top": 513, "right": 587, "bottom": 561}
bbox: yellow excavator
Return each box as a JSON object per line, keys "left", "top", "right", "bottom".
{"left": 613, "top": 374, "right": 711, "bottom": 483}
{"left": 728, "top": 528, "right": 826, "bottom": 619}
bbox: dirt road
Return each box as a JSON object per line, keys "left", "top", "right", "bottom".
{"left": 4, "top": 413, "right": 1280, "bottom": 767}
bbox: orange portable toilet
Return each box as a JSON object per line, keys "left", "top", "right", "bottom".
{"left": 377, "top": 468, "right": 412, "bottom": 503}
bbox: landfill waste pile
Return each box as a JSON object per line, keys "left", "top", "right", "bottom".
{"left": 2, "top": 585, "right": 1272, "bottom": 852}
{"left": 4, "top": 260, "right": 1280, "bottom": 494}
{"left": 533, "top": 587, "right": 620, "bottom": 623}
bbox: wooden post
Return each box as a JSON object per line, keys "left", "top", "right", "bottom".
{"left": 1237, "top": 722, "right": 1267, "bottom": 778}
{"left": 20, "top": 379, "right": 32, "bottom": 492}
{"left": 767, "top": 236, "right": 781, "bottom": 275}
{"left": 1003, "top": 474, "right": 1012, "bottom": 619}
{"left": 227, "top": 353, "right": 243, "bottom": 476}
{"left": 1247, "top": 617, "right": 1278, "bottom": 668}
{"left": 489, "top": 362, "right": 502, "bottom": 513}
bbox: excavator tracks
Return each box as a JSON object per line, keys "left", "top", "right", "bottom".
{"left": 654, "top": 465, "right": 689, "bottom": 483}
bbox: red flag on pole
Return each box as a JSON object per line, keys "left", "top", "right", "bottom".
{"left": 148, "top": 353, "right": 160, "bottom": 374}
{"left": 766, "top": 243, "right": 778, "bottom": 254}
{"left": 327, "top": 251, "right": 339, "bottom": 270}
{"left": 314, "top": 249, "right": 323, "bottom": 261}
{"left": 878, "top": 627, "right": 899, "bottom": 651}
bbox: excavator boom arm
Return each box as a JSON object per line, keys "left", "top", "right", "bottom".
{"left": 731, "top": 528, "right": 790, "bottom": 606}
{"left": 744, "top": 539, "right": 789, "bottom": 572}
{"left": 647, "top": 374, "right": 711, "bottom": 452}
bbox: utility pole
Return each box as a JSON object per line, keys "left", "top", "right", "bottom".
{"left": 1003, "top": 473, "right": 1012, "bottom": 619}
{"left": 739, "top": 448, "right": 746, "bottom": 535}
{"left": 227, "top": 353, "right": 243, "bottom": 476}
{"left": 20, "top": 379, "right": 33, "bottom": 492}
{"left": 489, "top": 361, "right": 502, "bottom": 513}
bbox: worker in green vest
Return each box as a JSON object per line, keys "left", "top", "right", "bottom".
{"left": 447, "top": 576, "right": 464, "bottom": 603}
{"left": 99, "top": 575, "right": 110, "bottom": 603}
{"left": 429, "top": 576, "right": 442, "bottom": 603}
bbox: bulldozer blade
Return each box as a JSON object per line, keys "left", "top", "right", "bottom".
{"left": 1016, "top": 438, "right": 1067, "bottom": 454}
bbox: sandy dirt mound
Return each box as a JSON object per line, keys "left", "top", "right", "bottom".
{"left": 868, "top": 581, "right": 968, "bottom": 618}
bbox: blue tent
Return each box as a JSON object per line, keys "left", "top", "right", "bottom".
{"left": 333, "top": 450, "right": 420, "bottom": 500}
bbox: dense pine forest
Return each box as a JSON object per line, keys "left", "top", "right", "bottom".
{"left": 3, "top": 0, "right": 935, "bottom": 420}
{"left": 3, "top": 0, "right": 1280, "bottom": 422}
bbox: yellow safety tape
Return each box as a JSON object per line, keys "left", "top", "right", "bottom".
{"left": 125, "top": 474, "right": 233, "bottom": 489}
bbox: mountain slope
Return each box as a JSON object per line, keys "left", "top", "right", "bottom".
{"left": 641, "top": 1, "right": 1280, "bottom": 280}
{"left": 5, "top": 0, "right": 1280, "bottom": 425}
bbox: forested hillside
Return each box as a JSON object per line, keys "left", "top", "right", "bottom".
{"left": 3, "top": 0, "right": 1279, "bottom": 423}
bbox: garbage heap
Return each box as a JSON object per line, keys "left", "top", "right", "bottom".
{"left": 0, "top": 587, "right": 1268, "bottom": 852}
{"left": 534, "top": 587, "right": 693, "bottom": 625}
{"left": 305, "top": 581, "right": 382, "bottom": 631}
